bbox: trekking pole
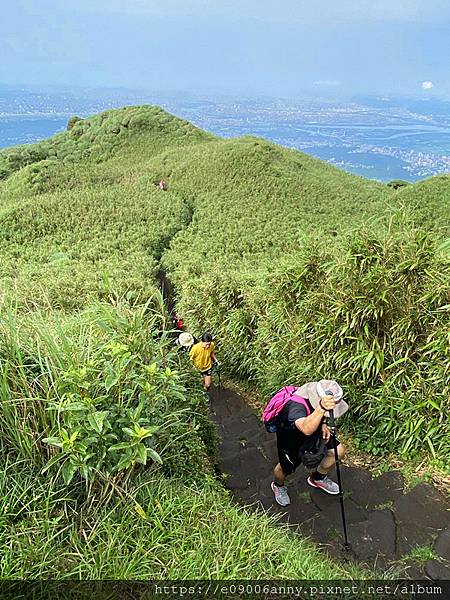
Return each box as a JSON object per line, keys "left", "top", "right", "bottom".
{"left": 329, "top": 407, "right": 351, "bottom": 552}
{"left": 216, "top": 363, "right": 222, "bottom": 392}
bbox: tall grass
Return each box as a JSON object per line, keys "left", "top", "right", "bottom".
{"left": 0, "top": 104, "right": 447, "bottom": 578}
{"left": 169, "top": 217, "right": 450, "bottom": 463}
{"left": 0, "top": 296, "right": 215, "bottom": 486}
{"left": 0, "top": 460, "right": 371, "bottom": 580}
{"left": 1, "top": 105, "right": 444, "bottom": 460}
{"left": 0, "top": 299, "right": 373, "bottom": 580}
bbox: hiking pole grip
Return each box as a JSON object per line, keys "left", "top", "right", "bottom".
{"left": 329, "top": 408, "right": 351, "bottom": 551}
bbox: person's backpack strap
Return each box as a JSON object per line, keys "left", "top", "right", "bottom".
{"left": 262, "top": 386, "right": 311, "bottom": 432}
{"left": 290, "top": 394, "right": 311, "bottom": 416}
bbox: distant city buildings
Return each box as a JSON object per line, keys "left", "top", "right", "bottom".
{"left": 1, "top": 87, "right": 449, "bottom": 182}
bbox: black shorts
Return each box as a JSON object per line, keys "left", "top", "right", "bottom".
{"left": 277, "top": 430, "right": 340, "bottom": 475}
{"left": 200, "top": 367, "right": 213, "bottom": 376}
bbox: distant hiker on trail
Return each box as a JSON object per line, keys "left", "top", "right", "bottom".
{"left": 159, "top": 179, "right": 167, "bottom": 191}
{"left": 174, "top": 331, "right": 196, "bottom": 352}
{"left": 267, "top": 380, "right": 348, "bottom": 506}
{"left": 172, "top": 314, "right": 184, "bottom": 331}
{"left": 189, "top": 332, "right": 220, "bottom": 397}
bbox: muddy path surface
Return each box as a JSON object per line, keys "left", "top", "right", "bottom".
{"left": 208, "top": 383, "right": 450, "bottom": 580}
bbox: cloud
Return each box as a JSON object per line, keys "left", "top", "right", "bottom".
{"left": 421, "top": 81, "right": 434, "bottom": 90}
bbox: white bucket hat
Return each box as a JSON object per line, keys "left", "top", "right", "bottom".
{"left": 295, "top": 379, "right": 348, "bottom": 418}
{"left": 178, "top": 332, "right": 194, "bottom": 348}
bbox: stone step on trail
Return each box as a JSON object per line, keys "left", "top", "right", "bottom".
{"left": 435, "top": 530, "right": 450, "bottom": 563}
{"left": 345, "top": 510, "right": 397, "bottom": 563}
{"left": 393, "top": 483, "right": 450, "bottom": 558}
{"left": 210, "top": 388, "right": 253, "bottom": 420}
{"left": 217, "top": 416, "right": 260, "bottom": 438}
{"left": 371, "top": 471, "right": 405, "bottom": 505}
{"left": 332, "top": 467, "right": 405, "bottom": 511}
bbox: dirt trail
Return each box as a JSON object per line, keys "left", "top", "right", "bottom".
{"left": 208, "top": 384, "right": 450, "bottom": 580}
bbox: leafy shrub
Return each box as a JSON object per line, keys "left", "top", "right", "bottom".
{"left": 67, "top": 115, "right": 82, "bottom": 131}
{"left": 0, "top": 299, "right": 216, "bottom": 486}
{"left": 387, "top": 180, "right": 410, "bottom": 189}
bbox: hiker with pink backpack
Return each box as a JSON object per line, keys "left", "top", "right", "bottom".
{"left": 263, "top": 380, "right": 349, "bottom": 506}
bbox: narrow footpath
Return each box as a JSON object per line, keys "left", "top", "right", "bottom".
{"left": 208, "top": 384, "right": 450, "bottom": 580}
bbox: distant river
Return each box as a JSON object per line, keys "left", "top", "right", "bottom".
{"left": 2, "top": 113, "right": 449, "bottom": 183}
{"left": 0, "top": 115, "right": 68, "bottom": 148}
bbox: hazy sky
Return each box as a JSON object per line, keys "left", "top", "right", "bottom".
{"left": 2, "top": 0, "right": 449, "bottom": 98}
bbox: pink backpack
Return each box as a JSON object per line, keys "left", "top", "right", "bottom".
{"left": 262, "top": 386, "right": 311, "bottom": 432}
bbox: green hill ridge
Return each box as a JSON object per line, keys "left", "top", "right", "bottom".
{"left": 0, "top": 105, "right": 448, "bottom": 579}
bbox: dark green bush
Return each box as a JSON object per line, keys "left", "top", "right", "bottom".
{"left": 0, "top": 300, "right": 216, "bottom": 486}
{"left": 67, "top": 115, "right": 83, "bottom": 131}
{"left": 387, "top": 179, "right": 410, "bottom": 189}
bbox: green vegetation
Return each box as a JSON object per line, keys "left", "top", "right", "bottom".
{"left": 169, "top": 220, "right": 449, "bottom": 461}
{"left": 0, "top": 299, "right": 365, "bottom": 580}
{"left": 387, "top": 179, "right": 410, "bottom": 190}
{"left": 0, "top": 461, "right": 366, "bottom": 579}
{"left": 0, "top": 105, "right": 212, "bottom": 182}
{"left": 0, "top": 299, "right": 214, "bottom": 482}
{"left": 401, "top": 545, "right": 439, "bottom": 566}
{"left": 394, "top": 174, "right": 450, "bottom": 234}
{"left": 0, "top": 104, "right": 448, "bottom": 578}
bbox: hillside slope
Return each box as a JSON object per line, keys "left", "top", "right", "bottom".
{"left": 0, "top": 105, "right": 213, "bottom": 182}
{"left": 394, "top": 173, "right": 450, "bottom": 235}
{"left": 0, "top": 105, "right": 448, "bottom": 580}
{"left": 0, "top": 105, "right": 395, "bottom": 308}
{"left": 0, "top": 105, "right": 448, "bottom": 463}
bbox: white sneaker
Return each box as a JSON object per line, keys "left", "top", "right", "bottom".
{"left": 307, "top": 475, "right": 339, "bottom": 495}
{"left": 271, "top": 481, "right": 291, "bottom": 506}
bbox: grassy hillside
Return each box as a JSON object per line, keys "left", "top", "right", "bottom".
{"left": 394, "top": 173, "right": 450, "bottom": 234}
{"left": 0, "top": 105, "right": 448, "bottom": 578}
{"left": 0, "top": 183, "right": 192, "bottom": 309}
{"left": 0, "top": 104, "right": 448, "bottom": 459}
{"left": 0, "top": 107, "right": 207, "bottom": 308}
{"left": 0, "top": 105, "right": 213, "bottom": 183}
{"left": 0, "top": 300, "right": 367, "bottom": 580}
{"left": 0, "top": 107, "right": 394, "bottom": 307}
